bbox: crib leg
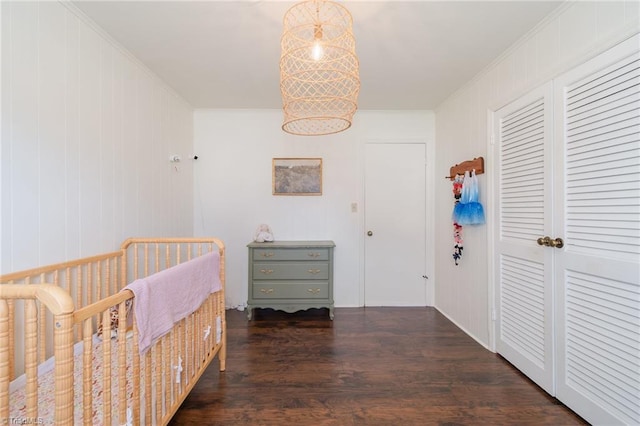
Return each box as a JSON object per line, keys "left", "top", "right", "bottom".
{"left": 219, "top": 324, "right": 226, "bottom": 372}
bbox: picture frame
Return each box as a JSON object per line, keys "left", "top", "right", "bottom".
{"left": 272, "top": 158, "right": 323, "bottom": 196}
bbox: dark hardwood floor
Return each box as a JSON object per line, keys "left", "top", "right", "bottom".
{"left": 169, "top": 307, "right": 586, "bottom": 425}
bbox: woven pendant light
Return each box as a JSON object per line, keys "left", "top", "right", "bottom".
{"left": 280, "top": 0, "right": 360, "bottom": 136}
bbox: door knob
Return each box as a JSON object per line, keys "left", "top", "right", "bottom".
{"left": 549, "top": 237, "right": 564, "bottom": 248}
{"left": 367, "top": 231, "right": 373, "bottom": 236}
{"left": 536, "top": 236, "right": 564, "bottom": 248}
{"left": 537, "top": 236, "right": 551, "bottom": 246}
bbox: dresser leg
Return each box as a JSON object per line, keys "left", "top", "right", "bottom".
{"left": 247, "top": 306, "right": 253, "bottom": 320}
{"left": 329, "top": 307, "right": 334, "bottom": 320}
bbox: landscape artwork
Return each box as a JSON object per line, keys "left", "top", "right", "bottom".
{"left": 273, "top": 158, "right": 323, "bottom": 196}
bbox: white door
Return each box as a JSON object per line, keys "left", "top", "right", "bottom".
{"left": 553, "top": 35, "right": 640, "bottom": 426}
{"left": 364, "top": 142, "right": 427, "bottom": 306}
{"left": 493, "top": 82, "right": 555, "bottom": 395}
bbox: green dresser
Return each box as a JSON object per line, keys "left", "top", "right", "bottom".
{"left": 247, "top": 240, "right": 335, "bottom": 320}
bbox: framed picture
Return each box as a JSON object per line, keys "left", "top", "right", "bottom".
{"left": 273, "top": 158, "right": 323, "bottom": 196}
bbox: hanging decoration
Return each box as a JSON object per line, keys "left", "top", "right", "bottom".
{"left": 452, "top": 170, "right": 486, "bottom": 226}
{"left": 452, "top": 175, "right": 464, "bottom": 265}
{"left": 447, "top": 157, "right": 486, "bottom": 265}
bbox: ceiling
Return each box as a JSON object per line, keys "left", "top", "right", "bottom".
{"left": 73, "top": 0, "right": 563, "bottom": 110}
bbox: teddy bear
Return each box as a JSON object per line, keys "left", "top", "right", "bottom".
{"left": 254, "top": 224, "right": 274, "bottom": 242}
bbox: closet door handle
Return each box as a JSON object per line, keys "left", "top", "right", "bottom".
{"left": 536, "top": 236, "right": 564, "bottom": 248}
{"left": 537, "top": 237, "right": 551, "bottom": 246}
{"left": 549, "top": 237, "right": 564, "bottom": 249}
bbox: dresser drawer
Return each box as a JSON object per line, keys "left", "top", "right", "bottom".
{"left": 253, "top": 248, "right": 329, "bottom": 261}
{"left": 253, "top": 282, "right": 329, "bottom": 299}
{"left": 253, "top": 262, "right": 329, "bottom": 280}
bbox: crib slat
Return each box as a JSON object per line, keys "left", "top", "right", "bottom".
{"left": 96, "top": 261, "right": 102, "bottom": 304}
{"left": 192, "top": 315, "right": 197, "bottom": 383}
{"left": 121, "top": 248, "right": 128, "bottom": 294}
{"left": 186, "top": 318, "right": 190, "bottom": 385}
{"left": 133, "top": 243, "right": 139, "bottom": 280}
{"left": 76, "top": 267, "right": 82, "bottom": 342}
{"left": 155, "top": 344, "right": 162, "bottom": 423}
{"left": 179, "top": 322, "right": 186, "bottom": 395}
{"left": 132, "top": 324, "right": 141, "bottom": 425}
{"left": 155, "top": 243, "right": 160, "bottom": 274}
{"left": 109, "top": 258, "right": 113, "bottom": 294}
{"left": 172, "top": 325, "right": 178, "bottom": 404}
{"left": 102, "top": 311, "right": 112, "bottom": 425}
{"left": 144, "top": 244, "right": 149, "bottom": 278}
{"left": 118, "top": 301, "right": 127, "bottom": 424}
{"left": 197, "top": 305, "right": 203, "bottom": 367}
{"left": 64, "top": 266, "right": 70, "bottom": 294}
{"left": 145, "top": 350, "right": 152, "bottom": 426}
{"left": 0, "top": 300, "right": 9, "bottom": 421}
{"left": 24, "top": 299, "right": 38, "bottom": 418}
{"left": 104, "top": 259, "right": 110, "bottom": 299}
{"left": 8, "top": 299, "right": 15, "bottom": 381}
{"left": 88, "top": 265, "right": 94, "bottom": 307}
{"left": 204, "top": 295, "right": 211, "bottom": 360}
{"left": 82, "top": 319, "right": 93, "bottom": 425}
{"left": 197, "top": 308, "right": 202, "bottom": 369}
{"left": 163, "top": 335, "right": 171, "bottom": 414}
{"left": 39, "top": 301, "right": 46, "bottom": 365}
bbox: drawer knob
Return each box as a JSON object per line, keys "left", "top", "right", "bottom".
{"left": 260, "top": 252, "right": 275, "bottom": 258}
{"left": 308, "top": 252, "right": 321, "bottom": 258}
{"left": 307, "top": 288, "right": 320, "bottom": 294}
{"left": 260, "top": 288, "right": 275, "bottom": 294}
{"left": 259, "top": 269, "right": 274, "bottom": 274}
{"left": 307, "top": 269, "right": 321, "bottom": 274}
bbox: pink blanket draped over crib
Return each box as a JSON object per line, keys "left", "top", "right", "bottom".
{"left": 124, "top": 251, "right": 221, "bottom": 354}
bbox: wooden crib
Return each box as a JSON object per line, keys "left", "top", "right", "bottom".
{"left": 0, "top": 237, "right": 226, "bottom": 425}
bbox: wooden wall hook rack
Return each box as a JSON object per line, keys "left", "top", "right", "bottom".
{"left": 445, "top": 157, "right": 484, "bottom": 180}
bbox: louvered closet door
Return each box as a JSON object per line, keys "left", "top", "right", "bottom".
{"left": 494, "top": 82, "right": 555, "bottom": 394}
{"left": 553, "top": 34, "right": 640, "bottom": 425}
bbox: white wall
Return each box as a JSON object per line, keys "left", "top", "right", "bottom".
{"left": 434, "top": 1, "right": 639, "bottom": 347}
{"left": 193, "top": 109, "right": 434, "bottom": 309}
{"left": 1, "top": 2, "right": 194, "bottom": 273}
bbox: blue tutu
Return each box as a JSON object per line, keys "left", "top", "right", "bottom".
{"left": 452, "top": 170, "right": 485, "bottom": 225}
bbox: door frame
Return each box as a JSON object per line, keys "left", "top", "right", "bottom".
{"left": 358, "top": 138, "right": 435, "bottom": 307}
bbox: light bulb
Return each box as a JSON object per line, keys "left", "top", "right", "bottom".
{"left": 311, "top": 23, "right": 324, "bottom": 61}
{"left": 312, "top": 40, "right": 324, "bottom": 61}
